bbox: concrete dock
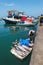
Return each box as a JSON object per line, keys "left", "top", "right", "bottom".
{"left": 30, "top": 26, "right": 43, "bottom": 65}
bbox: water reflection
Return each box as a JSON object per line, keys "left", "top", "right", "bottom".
{"left": 4, "top": 24, "right": 37, "bottom": 42}
{"left": 4, "top": 24, "right": 30, "bottom": 33}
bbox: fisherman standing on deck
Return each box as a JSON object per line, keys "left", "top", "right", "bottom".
{"left": 28, "top": 30, "right": 35, "bottom": 43}
{"left": 8, "top": 11, "right": 12, "bottom": 18}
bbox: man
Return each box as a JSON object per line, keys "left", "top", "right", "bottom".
{"left": 28, "top": 30, "right": 35, "bottom": 43}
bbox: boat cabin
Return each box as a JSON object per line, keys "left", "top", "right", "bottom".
{"left": 7, "top": 10, "right": 25, "bottom": 19}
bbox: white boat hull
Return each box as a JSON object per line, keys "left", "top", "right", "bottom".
{"left": 3, "top": 18, "right": 20, "bottom": 24}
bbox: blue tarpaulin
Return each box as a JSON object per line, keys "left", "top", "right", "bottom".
{"left": 19, "top": 39, "right": 30, "bottom": 46}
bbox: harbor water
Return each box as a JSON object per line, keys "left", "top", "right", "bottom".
{"left": 0, "top": 21, "right": 38, "bottom": 65}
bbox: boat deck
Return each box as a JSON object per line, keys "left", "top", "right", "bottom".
{"left": 10, "top": 47, "right": 32, "bottom": 60}
{"left": 10, "top": 42, "right": 33, "bottom": 60}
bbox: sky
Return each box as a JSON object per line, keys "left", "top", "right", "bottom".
{"left": 0, "top": 0, "right": 43, "bottom": 17}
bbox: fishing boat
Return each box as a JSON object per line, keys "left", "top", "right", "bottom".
{"left": 2, "top": 10, "right": 35, "bottom": 25}
{"left": 2, "top": 10, "right": 25, "bottom": 24}
{"left": 16, "top": 16, "right": 37, "bottom": 27}
{"left": 10, "top": 39, "right": 34, "bottom": 60}
{"left": 16, "top": 21, "right": 38, "bottom": 27}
